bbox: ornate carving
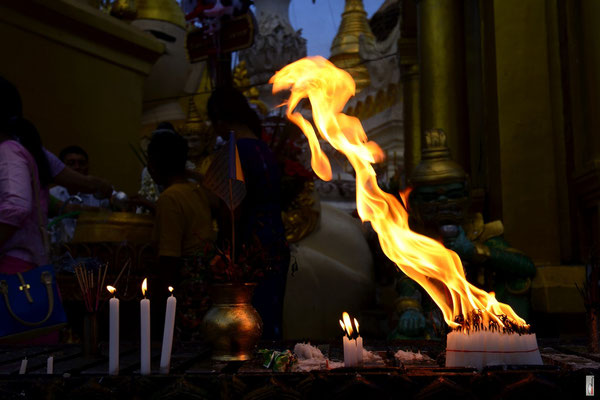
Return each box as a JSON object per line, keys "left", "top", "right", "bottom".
{"left": 238, "top": 0, "right": 306, "bottom": 110}
{"left": 282, "top": 182, "right": 319, "bottom": 243}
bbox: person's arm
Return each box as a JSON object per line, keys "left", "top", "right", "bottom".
{"left": 53, "top": 167, "right": 113, "bottom": 199}
{"left": 0, "top": 143, "right": 34, "bottom": 246}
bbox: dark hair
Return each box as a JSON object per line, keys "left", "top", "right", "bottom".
{"left": 147, "top": 131, "right": 188, "bottom": 178}
{"left": 156, "top": 121, "right": 176, "bottom": 132}
{"left": 207, "top": 87, "right": 262, "bottom": 138}
{"left": 0, "top": 76, "right": 52, "bottom": 187}
{"left": 59, "top": 145, "right": 88, "bottom": 162}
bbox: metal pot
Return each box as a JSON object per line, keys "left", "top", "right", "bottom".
{"left": 202, "top": 283, "right": 263, "bottom": 361}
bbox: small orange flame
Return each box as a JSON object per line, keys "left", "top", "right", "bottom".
{"left": 106, "top": 285, "right": 116, "bottom": 295}
{"left": 141, "top": 278, "right": 147, "bottom": 297}
{"left": 342, "top": 312, "right": 354, "bottom": 337}
{"left": 354, "top": 318, "right": 360, "bottom": 335}
{"left": 271, "top": 57, "right": 526, "bottom": 329}
{"left": 168, "top": 286, "right": 174, "bottom": 293}
{"left": 339, "top": 319, "right": 346, "bottom": 333}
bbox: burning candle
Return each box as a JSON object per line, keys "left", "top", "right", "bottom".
{"left": 47, "top": 356, "right": 53, "bottom": 374}
{"left": 340, "top": 312, "right": 359, "bottom": 367}
{"left": 107, "top": 285, "right": 119, "bottom": 375}
{"left": 445, "top": 326, "right": 543, "bottom": 369}
{"left": 159, "top": 286, "right": 176, "bottom": 374}
{"left": 354, "top": 318, "right": 363, "bottom": 366}
{"left": 140, "top": 278, "right": 151, "bottom": 375}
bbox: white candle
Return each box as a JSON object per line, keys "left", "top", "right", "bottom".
{"left": 46, "top": 356, "right": 53, "bottom": 374}
{"left": 140, "top": 278, "right": 151, "bottom": 375}
{"left": 107, "top": 286, "right": 119, "bottom": 375}
{"left": 343, "top": 335, "right": 353, "bottom": 367}
{"left": 354, "top": 318, "right": 363, "bottom": 366}
{"left": 160, "top": 287, "right": 177, "bottom": 374}
{"left": 19, "top": 358, "right": 27, "bottom": 374}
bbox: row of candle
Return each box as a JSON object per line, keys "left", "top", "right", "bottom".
{"left": 107, "top": 278, "right": 177, "bottom": 375}
{"left": 339, "top": 312, "right": 363, "bottom": 367}
{"left": 446, "top": 331, "right": 543, "bottom": 370}
{"left": 17, "top": 357, "right": 52, "bottom": 374}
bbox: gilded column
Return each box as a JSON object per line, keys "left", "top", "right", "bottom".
{"left": 416, "top": 0, "right": 469, "bottom": 172}
{"left": 398, "top": 38, "right": 420, "bottom": 177}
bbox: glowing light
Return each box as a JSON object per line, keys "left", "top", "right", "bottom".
{"left": 107, "top": 285, "right": 116, "bottom": 295}
{"left": 342, "top": 312, "right": 354, "bottom": 337}
{"left": 141, "top": 278, "right": 148, "bottom": 297}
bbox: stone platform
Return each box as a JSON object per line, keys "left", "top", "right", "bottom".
{"left": 0, "top": 340, "right": 597, "bottom": 399}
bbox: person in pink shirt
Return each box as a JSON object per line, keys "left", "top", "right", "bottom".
{"left": 0, "top": 76, "right": 113, "bottom": 275}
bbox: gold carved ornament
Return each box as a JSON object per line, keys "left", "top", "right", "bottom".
{"left": 281, "top": 182, "right": 320, "bottom": 244}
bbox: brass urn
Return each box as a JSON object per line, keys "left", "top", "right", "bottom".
{"left": 202, "top": 283, "right": 263, "bottom": 361}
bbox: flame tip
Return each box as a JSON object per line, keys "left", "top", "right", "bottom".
{"left": 141, "top": 278, "right": 148, "bottom": 296}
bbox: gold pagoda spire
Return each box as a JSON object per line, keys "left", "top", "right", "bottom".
{"left": 135, "top": 0, "right": 186, "bottom": 28}
{"left": 329, "top": 0, "right": 375, "bottom": 92}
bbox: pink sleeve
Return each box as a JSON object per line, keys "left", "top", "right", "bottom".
{"left": 44, "top": 148, "right": 65, "bottom": 178}
{"left": 0, "top": 142, "right": 33, "bottom": 227}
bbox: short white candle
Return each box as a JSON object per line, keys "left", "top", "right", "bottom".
{"left": 159, "top": 287, "right": 177, "bottom": 374}
{"left": 140, "top": 278, "right": 151, "bottom": 375}
{"left": 107, "top": 286, "right": 119, "bottom": 375}
{"left": 46, "top": 356, "right": 53, "bottom": 374}
{"left": 19, "top": 358, "right": 27, "bottom": 374}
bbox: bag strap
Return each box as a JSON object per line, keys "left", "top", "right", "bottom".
{"left": 27, "top": 157, "right": 50, "bottom": 259}
{"left": 0, "top": 271, "right": 55, "bottom": 326}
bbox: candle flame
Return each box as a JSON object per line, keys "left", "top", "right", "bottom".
{"left": 107, "top": 285, "right": 116, "bottom": 294}
{"left": 141, "top": 278, "right": 147, "bottom": 297}
{"left": 339, "top": 319, "right": 346, "bottom": 333}
{"left": 354, "top": 318, "right": 360, "bottom": 335}
{"left": 271, "top": 56, "right": 527, "bottom": 330}
{"left": 342, "top": 312, "right": 353, "bottom": 337}
{"left": 168, "top": 286, "right": 174, "bottom": 293}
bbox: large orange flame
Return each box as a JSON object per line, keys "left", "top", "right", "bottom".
{"left": 270, "top": 56, "right": 525, "bottom": 329}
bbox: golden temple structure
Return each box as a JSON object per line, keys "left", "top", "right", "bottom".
{"left": 329, "top": 0, "right": 375, "bottom": 93}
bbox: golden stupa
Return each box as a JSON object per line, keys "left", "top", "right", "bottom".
{"left": 135, "top": 0, "right": 185, "bottom": 28}
{"left": 329, "top": 0, "right": 375, "bottom": 93}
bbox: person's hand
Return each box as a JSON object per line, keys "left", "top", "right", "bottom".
{"left": 90, "top": 176, "right": 113, "bottom": 199}
{"left": 126, "top": 194, "right": 156, "bottom": 214}
{"left": 398, "top": 309, "right": 426, "bottom": 337}
{"left": 443, "top": 226, "right": 475, "bottom": 261}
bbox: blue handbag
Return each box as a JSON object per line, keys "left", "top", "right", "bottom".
{"left": 0, "top": 264, "right": 67, "bottom": 342}
{"left": 0, "top": 156, "right": 67, "bottom": 342}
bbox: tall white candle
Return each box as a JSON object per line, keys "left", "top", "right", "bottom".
{"left": 354, "top": 318, "right": 363, "bottom": 366}
{"left": 140, "top": 278, "right": 151, "bottom": 375}
{"left": 107, "top": 286, "right": 119, "bottom": 375}
{"left": 343, "top": 335, "right": 353, "bottom": 367}
{"left": 19, "top": 358, "right": 27, "bottom": 374}
{"left": 47, "top": 356, "right": 53, "bottom": 374}
{"left": 160, "top": 287, "right": 177, "bottom": 374}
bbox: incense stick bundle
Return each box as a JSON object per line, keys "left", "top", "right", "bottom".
{"left": 74, "top": 264, "right": 107, "bottom": 313}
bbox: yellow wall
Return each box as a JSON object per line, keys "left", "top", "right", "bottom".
{"left": 493, "top": 0, "right": 565, "bottom": 264}
{"left": 0, "top": 0, "right": 163, "bottom": 193}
